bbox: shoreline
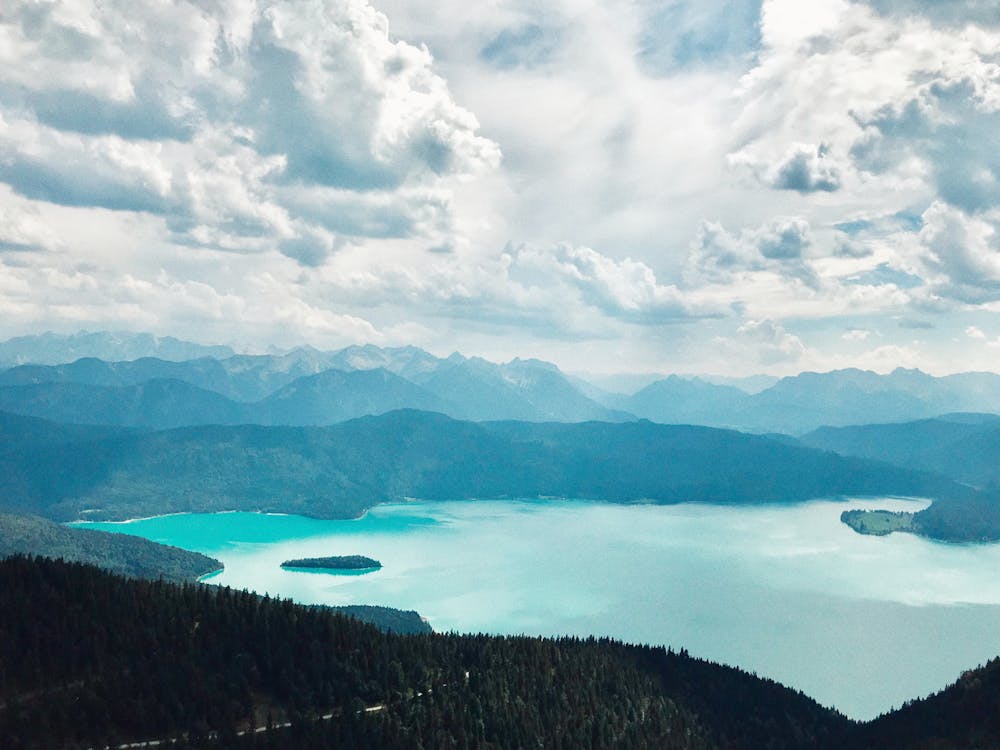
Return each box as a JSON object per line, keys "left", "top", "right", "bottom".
{"left": 67, "top": 494, "right": 936, "bottom": 527}
{"left": 69, "top": 509, "right": 305, "bottom": 525}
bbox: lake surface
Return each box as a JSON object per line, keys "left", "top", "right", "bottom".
{"left": 77, "top": 497, "right": 1000, "bottom": 720}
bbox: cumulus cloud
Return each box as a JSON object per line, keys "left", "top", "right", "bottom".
{"left": 852, "top": 77, "right": 1000, "bottom": 214}
{"left": 714, "top": 319, "right": 807, "bottom": 367}
{"left": 505, "top": 242, "right": 714, "bottom": 324}
{"left": 915, "top": 202, "right": 1000, "bottom": 303}
{"left": 732, "top": 143, "right": 843, "bottom": 192}
{"left": 688, "top": 216, "right": 816, "bottom": 285}
{"left": 769, "top": 143, "right": 842, "bottom": 192}
{"left": 0, "top": 0, "right": 500, "bottom": 263}
{"left": 733, "top": 0, "right": 1000, "bottom": 219}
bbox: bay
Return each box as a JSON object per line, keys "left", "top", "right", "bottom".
{"left": 77, "top": 497, "right": 1000, "bottom": 720}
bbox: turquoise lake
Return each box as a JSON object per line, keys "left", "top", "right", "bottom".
{"left": 77, "top": 497, "right": 1000, "bottom": 721}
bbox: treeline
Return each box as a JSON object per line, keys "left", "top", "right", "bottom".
{"left": 0, "top": 556, "right": 856, "bottom": 750}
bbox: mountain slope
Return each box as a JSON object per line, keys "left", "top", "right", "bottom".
{"left": 0, "top": 556, "right": 851, "bottom": 749}
{"left": 0, "top": 378, "right": 248, "bottom": 429}
{"left": 856, "top": 657, "right": 1000, "bottom": 749}
{"left": 0, "top": 409, "right": 950, "bottom": 525}
{"left": 615, "top": 376, "right": 752, "bottom": 426}
{"left": 412, "top": 355, "right": 633, "bottom": 421}
{"left": 800, "top": 415, "right": 1000, "bottom": 488}
{"left": 258, "top": 367, "right": 453, "bottom": 425}
{"left": 7, "top": 555, "right": 1000, "bottom": 748}
{"left": 0, "top": 513, "right": 219, "bottom": 582}
{"left": 617, "top": 368, "right": 1000, "bottom": 434}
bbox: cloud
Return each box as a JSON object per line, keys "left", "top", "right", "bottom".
{"left": 0, "top": 0, "right": 500, "bottom": 263}
{"left": 714, "top": 319, "right": 807, "bottom": 366}
{"left": 0, "top": 194, "right": 64, "bottom": 253}
{"left": 767, "top": 143, "right": 842, "bottom": 192}
{"left": 842, "top": 328, "right": 871, "bottom": 341}
{"left": 966, "top": 325, "right": 986, "bottom": 339}
{"left": 688, "top": 216, "right": 816, "bottom": 285}
{"left": 505, "top": 242, "right": 714, "bottom": 324}
{"left": 732, "top": 0, "right": 1000, "bottom": 221}
{"left": 852, "top": 78, "right": 1000, "bottom": 214}
{"left": 916, "top": 202, "right": 1000, "bottom": 303}
{"left": 833, "top": 233, "right": 872, "bottom": 258}
{"left": 732, "top": 143, "right": 843, "bottom": 192}
{"left": 755, "top": 217, "right": 811, "bottom": 259}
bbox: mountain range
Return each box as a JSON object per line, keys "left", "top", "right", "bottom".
{"left": 0, "top": 348, "right": 631, "bottom": 426}
{"left": 4, "top": 332, "right": 1000, "bottom": 433}
{"left": 0, "top": 330, "right": 235, "bottom": 367}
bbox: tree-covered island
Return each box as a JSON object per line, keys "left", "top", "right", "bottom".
{"left": 281, "top": 555, "right": 382, "bottom": 571}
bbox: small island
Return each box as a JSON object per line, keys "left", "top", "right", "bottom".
{"left": 841, "top": 509, "right": 917, "bottom": 537}
{"left": 280, "top": 555, "right": 382, "bottom": 572}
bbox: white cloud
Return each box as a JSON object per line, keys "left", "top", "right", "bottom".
{"left": 966, "top": 325, "right": 986, "bottom": 339}
{"left": 731, "top": 142, "right": 844, "bottom": 193}
{"left": 0, "top": 194, "right": 64, "bottom": 252}
{"left": 842, "top": 328, "right": 871, "bottom": 341}
{"left": 0, "top": 0, "right": 500, "bottom": 264}
{"left": 916, "top": 202, "right": 1000, "bottom": 303}
{"left": 505, "top": 242, "right": 716, "bottom": 324}
{"left": 688, "top": 216, "right": 816, "bottom": 285}
{"left": 713, "top": 319, "right": 808, "bottom": 368}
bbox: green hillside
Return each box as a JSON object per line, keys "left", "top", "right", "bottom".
{"left": 0, "top": 512, "right": 219, "bottom": 582}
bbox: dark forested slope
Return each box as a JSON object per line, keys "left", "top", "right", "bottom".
{"left": 0, "top": 556, "right": 848, "bottom": 750}
{"left": 3, "top": 556, "right": 998, "bottom": 749}
{"left": 0, "top": 513, "right": 219, "bottom": 582}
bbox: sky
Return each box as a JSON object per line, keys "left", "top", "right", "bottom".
{"left": 0, "top": 0, "right": 999, "bottom": 375}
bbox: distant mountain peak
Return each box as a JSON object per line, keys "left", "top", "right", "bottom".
{"left": 0, "top": 331, "right": 235, "bottom": 367}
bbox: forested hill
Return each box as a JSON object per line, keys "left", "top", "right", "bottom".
{"left": 0, "top": 556, "right": 845, "bottom": 749}
{"left": 0, "top": 409, "right": 950, "bottom": 524}
{"left": 4, "top": 556, "right": 999, "bottom": 749}
{"left": 0, "top": 513, "right": 219, "bottom": 582}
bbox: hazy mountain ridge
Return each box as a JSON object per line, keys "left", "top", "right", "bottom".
{"left": 0, "top": 331, "right": 234, "bottom": 367}
{"left": 5, "top": 334, "right": 1000, "bottom": 433}
{"left": 0, "top": 346, "right": 631, "bottom": 425}
{"left": 601, "top": 367, "right": 1000, "bottom": 434}
{"left": 800, "top": 415, "right": 1000, "bottom": 489}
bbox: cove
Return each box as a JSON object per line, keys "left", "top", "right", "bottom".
{"left": 76, "top": 497, "right": 1000, "bottom": 721}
